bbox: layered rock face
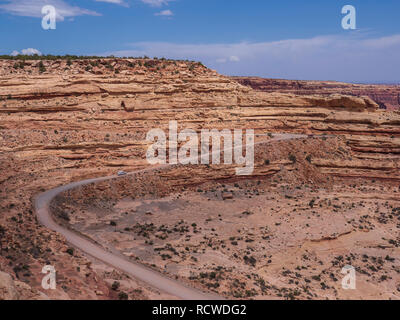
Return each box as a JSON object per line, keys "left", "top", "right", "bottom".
{"left": 0, "top": 58, "right": 399, "bottom": 299}
{"left": 233, "top": 77, "right": 400, "bottom": 111}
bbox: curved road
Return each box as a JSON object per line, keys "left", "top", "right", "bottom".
{"left": 34, "top": 133, "right": 309, "bottom": 300}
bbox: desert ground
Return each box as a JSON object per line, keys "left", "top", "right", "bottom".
{"left": 0, "top": 57, "right": 399, "bottom": 299}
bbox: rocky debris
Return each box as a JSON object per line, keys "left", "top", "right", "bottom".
{"left": 0, "top": 271, "right": 49, "bottom": 300}
{"left": 222, "top": 192, "right": 233, "bottom": 200}
{"left": 0, "top": 271, "right": 19, "bottom": 300}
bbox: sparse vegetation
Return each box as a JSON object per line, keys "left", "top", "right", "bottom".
{"left": 38, "top": 61, "right": 46, "bottom": 73}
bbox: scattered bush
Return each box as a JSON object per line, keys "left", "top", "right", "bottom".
{"left": 38, "top": 61, "right": 46, "bottom": 73}
{"left": 111, "top": 281, "right": 120, "bottom": 291}
{"left": 118, "top": 292, "right": 128, "bottom": 300}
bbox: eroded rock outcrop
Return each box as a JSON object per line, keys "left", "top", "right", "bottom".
{"left": 233, "top": 76, "right": 400, "bottom": 111}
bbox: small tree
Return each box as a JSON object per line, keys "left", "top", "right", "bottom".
{"left": 111, "top": 281, "right": 120, "bottom": 291}
{"left": 38, "top": 61, "right": 46, "bottom": 73}
{"left": 118, "top": 292, "right": 128, "bottom": 300}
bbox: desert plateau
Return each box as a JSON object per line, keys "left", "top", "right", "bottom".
{"left": 0, "top": 56, "right": 399, "bottom": 301}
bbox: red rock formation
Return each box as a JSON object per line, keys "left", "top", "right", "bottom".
{"left": 232, "top": 77, "right": 400, "bottom": 111}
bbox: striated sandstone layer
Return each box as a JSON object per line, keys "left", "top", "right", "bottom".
{"left": 233, "top": 77, "right": 400, "bottom": 111}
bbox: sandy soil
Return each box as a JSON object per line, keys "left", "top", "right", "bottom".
{"left": 68, "top": 175, "right": 400, "bottom": 300}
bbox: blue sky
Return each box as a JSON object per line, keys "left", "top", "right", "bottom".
{"left": 1, "top": 0, "right": 399, "bottom": 82}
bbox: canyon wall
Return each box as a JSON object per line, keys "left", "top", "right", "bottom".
{"left": 233, "top": 77, "right": 400, "bottom": 111}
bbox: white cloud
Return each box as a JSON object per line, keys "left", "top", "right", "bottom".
{"left": 22, "top": 48, "right": 42, "bottom": 55}
{"left": 105, "top": 33, "right": 400, "bottom": 83}
{"left": 94, "top": 0, "right": 128, "bottom": 7}
{"left": 215, "top": 56, "right": 239, "bottom": 63}
{"left": 362, "top": 34, "right": 400, "bottom": 49}
{"left": 141, "top": 0, "right": 174, "bottom": 7}
{"left": 11, "top": 48, "right": 42, "bottom": 56}
{"left": 155, "top": 9, "right": 173, "bottom": 16}
{"left": 0, "top": 0, "right": 101, "bottom": 21}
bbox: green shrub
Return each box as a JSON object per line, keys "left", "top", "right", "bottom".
{"left": 38, "top": 61, "right": 46, "bottom": 73}
{"left": 118, "top": 292, "right": 128, "bottom": 300}
{"left": 111, "top": 281, "right": 120, "bottom": 291}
